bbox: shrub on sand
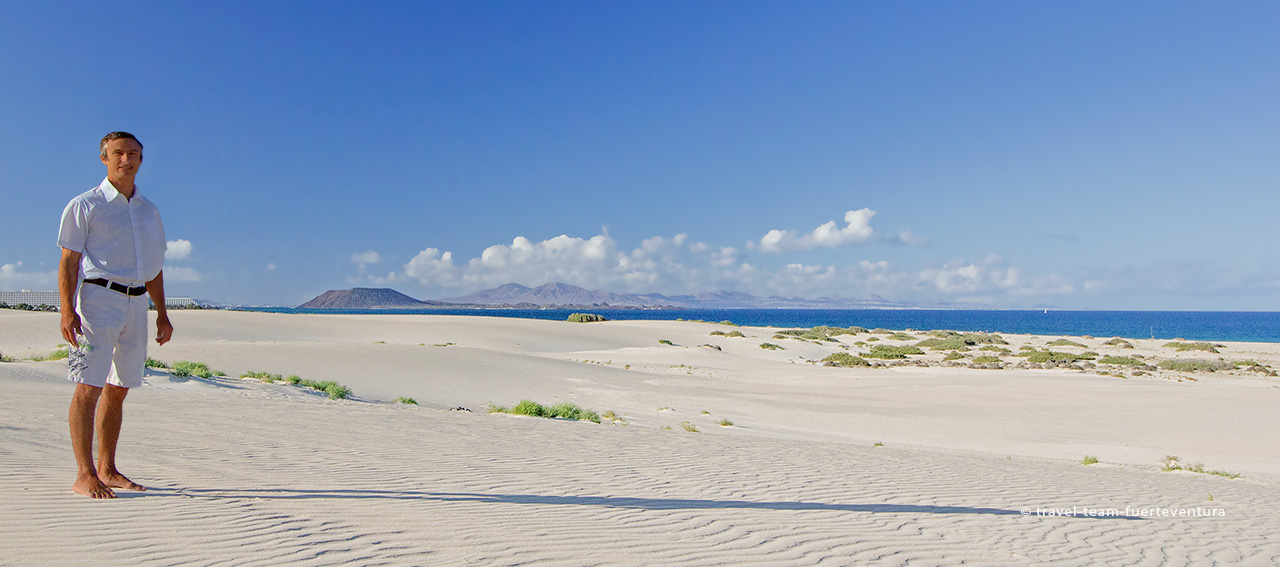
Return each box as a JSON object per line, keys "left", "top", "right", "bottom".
{"left": 822, "top": 352, "right": 870, "bottom": 367}
{"left": 759, "top": 343, "right": 783, "bottom": 350}
{"left": 242, "top": 370, "right": 281, "bottom": 382}
{"left": 680, "top": 421, "right": 699, "bottom": 433}
{"left": 972, "top": 355, "right": 1002, "bottom": 364}
{"left": 1156, "top": 359, "right": 1234, "bottom": 373}
{"left": 863, "top": 345, "right": 924, "bottom": 359}
{"left": 567, "top": 313, "right": 608, "bottom": 323}
{"left": 1099, "top": 356, "right": 1143, "bottom": 366}
{"left": 1047, "top": 339, "right": 1087, "bottom": 348}
{"left": 1162, "top": 341, "right": 1222, "bottom": 354}
{"left": 171, "top": 361, "right": 216, "bottom": 378}
{"left": 492, "top": 399, "right": 602, "bottom": 423}
{"left": 1081, "top": 455, "right": 1099, "bottom": 466}
{"left": 547, "top": 402, "right": 601, "bottom": 423}
{"left": 29, "top": 347, "right": 70, "bottom": 362}
{"left": 145, "top": 357, "right": 168, "bottom": 369}
{"left": 395, "top": 397, "right": 418, "bottom": 405}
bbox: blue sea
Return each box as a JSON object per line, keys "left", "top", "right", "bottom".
{"left": 240, "top": 308, "right": 1280, "bottom": 343}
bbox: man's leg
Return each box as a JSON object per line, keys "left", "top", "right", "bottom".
{"left": 96, "top": 384, "right": 145, "bottom": 491}
{"left": 69, "top": 383, "right": 113, "bottom": 498}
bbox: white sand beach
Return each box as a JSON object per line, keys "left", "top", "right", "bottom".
{"left": 3, "top": 309, "right": 1279, "bottom": 565}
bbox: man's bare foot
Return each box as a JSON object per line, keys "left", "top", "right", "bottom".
{"left": 98, "top": 469, "right": 146, "bottom": 491}
{"left": 73, "top": 472, "right": 116, "bottom": 499}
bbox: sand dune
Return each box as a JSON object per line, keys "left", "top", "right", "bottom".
{"left": 3, "top": 310, "right": 1279, "bottom": 565}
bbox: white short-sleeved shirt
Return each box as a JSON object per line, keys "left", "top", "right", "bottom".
{"left": 57, "top": 178, "right": 167, "bottom": 287}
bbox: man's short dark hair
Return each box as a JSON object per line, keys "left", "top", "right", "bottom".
{"left": 100, "top": 132, "right": 142, "bottom": 158}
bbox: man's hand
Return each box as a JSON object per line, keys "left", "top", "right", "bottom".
{"left": 61, "top": 311, "right": 83, "bottom": 348}
{"left": 155, "top": 314, "right": 173, "bottom": 345}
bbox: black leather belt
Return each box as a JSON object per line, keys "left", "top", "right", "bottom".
{"left": 84, "top": 278, "right": 148, "bottom": 296}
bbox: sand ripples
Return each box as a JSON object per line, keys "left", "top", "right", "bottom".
{"left": 3, "top": 369, "right": 1279, "bottom": 566}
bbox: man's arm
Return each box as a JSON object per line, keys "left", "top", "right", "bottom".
{"left": 58, "top": 247, "right": 82, "bottom": 347}
{"left": 145, "top": 271, "right": 173, "bottom": 345}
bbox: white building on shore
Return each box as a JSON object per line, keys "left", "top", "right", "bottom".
{"left": 1, "top": 289, "right": 199, "bottom": 309}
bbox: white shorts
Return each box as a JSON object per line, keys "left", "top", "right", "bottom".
{"left": 67, "top": 282, "right": 149, "bottom": 389}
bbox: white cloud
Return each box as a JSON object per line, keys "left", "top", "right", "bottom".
{"left": 403, "top": 248, "right": 457, "bottom": 286}
{"left": 165, "top": 239, "right": 192, "bottom": 261}
{"left": 266, "top": 263, "right": 277, "bottom": 270}
{"left": 351, "top": 250, "right": 382, "bottom": 267}
{"left": 757, "top": 209, "right": 879, "bottom": 252}
{"left": 164, "top": 266, "right": 203, "bottom": 282}
{"left": 0, "top": 262, "right": 55, "bottom": 289}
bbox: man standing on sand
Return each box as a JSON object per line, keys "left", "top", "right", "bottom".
{"left": 58, "top": 132, "right": 173, "bottom": 499}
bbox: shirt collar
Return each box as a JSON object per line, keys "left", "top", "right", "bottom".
{"left": 98, "top": 177, "right": 139, "bottom": 202}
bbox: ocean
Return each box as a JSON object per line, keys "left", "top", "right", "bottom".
{"left": 239, "top": 308, "right": 1280, "bottom": 343}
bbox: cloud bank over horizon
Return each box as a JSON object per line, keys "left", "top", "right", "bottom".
{"left": 345, "top": 208, "right": 1091, "bottom": 306}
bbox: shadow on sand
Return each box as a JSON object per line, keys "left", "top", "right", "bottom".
{"left": 144, "top": 488, "right": 1141, "bottom": 519}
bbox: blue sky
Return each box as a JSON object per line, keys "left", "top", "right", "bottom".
{"left": 3, "top": 1, "right": 1277, "bottom": 309}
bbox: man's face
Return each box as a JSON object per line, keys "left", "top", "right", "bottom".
{"left": 101, "top": 138, "right": 143, "bottom": 182}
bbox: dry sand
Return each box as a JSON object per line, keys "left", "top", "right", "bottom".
{"left": 2, "top": 309, "right": 1279, "bottom": 565}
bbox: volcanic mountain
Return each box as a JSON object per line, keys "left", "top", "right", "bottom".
{"left": 298, "top": 288, "right": 448, "bottom": 309}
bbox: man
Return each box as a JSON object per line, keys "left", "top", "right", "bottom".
{"left": 58, "top": 132, "right": 173, "bottom": 499}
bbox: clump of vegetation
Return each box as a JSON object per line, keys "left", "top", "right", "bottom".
{"left": 916, "top": 333, "right": 1007, "bottom": 351}
{"left": 297, "top": 378, "right": 352, "bottom": 400}
{"left": 759, "top": 342, "right": 783, "bottom": 350}
{"left": 1099, "top": 356, "right": 1143, "bottom": 366}
{"left": 1156, "top": 359, "right": 1234, "bottom": 373}
{"left": 862, "top": 345, "right": 924, "bottom": 359}
{"left": 710, "top": 330, "right": 745, "bottom": 338}
{"left": 1047, "top": 339, "right": 1086, "bottom": 348}
{"left": 145, "top": 357, "right": 168, "bottom": 369}
{"left": 1025, "top": 350, "right": 1093, "bottom": 363}
{"left": 822, "top": 352, "right": 870, "bottom": 367}
{"left": 489, "top": 399, "right": 601, "bottom": 423}
{"left": 433, "top": 342, "right": 456, "bottom": 347}
{"left": 972, "top": 355, "right": 1002, "bottom": 364}
{"left": 658, "top": 339, "right": 674, "bottom": 346}
{"left": 944, "top": 352, "right": 965, "bottom": 361}
{"left": 0, "top": 352, "right": 14, "bottom": 363}
{"left": 242, "top": 370, "right": 281, "bottom": 382}
{"left": 171, "top": 361, "right": 218, "bottom": 378}
{"left": 1104, "top": 338, "right": 1135, "bottom": 349}
{"left": 1082, "top": 455, "right": 1099, "bottom": 466}
{"left": 1163, "top": 341, "right": 1223, "bottom": 354}
{"left": 244, "top": 370, "right": 349, "bottom": 399}
{"left": 567, "top": 313, "right": 608, "bottom": 323}
{"left": 873, "top": 442, "right": 884, "bottom": 447}
{"left": 395, "top": 397, "right": 418, "bottom": 405}
{"left": 1019, "top": 345, "right": 1036, "bottom": 351}
{"left": 717, "top": 418, "right": 734, "bottom": 427}
{"left": 1161, "top": 456, "right": 1242, "bottom": 479}
{"left": 887, "top": 333, "right": 915, "bottom": 341}
{"left": 600, "top": 410, "right": 626, "bottom": 424}
{"left": 717, "top": 320, "right": 740, "bottom": 327}
{"left": 775, "top": 326, "right": 864, "bottom": 342}
{"left": 680, "top": 421, "right": 699, "bottom": 433}
{"left": 979, "top": 345, "right": 1012, "bottom": 354}
{"left": 29, "top": 347, "right": 70, "bottom": 362}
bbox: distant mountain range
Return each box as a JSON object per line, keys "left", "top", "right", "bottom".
{"left": 297, "top": 282, "right": 986, "bottom": 310}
